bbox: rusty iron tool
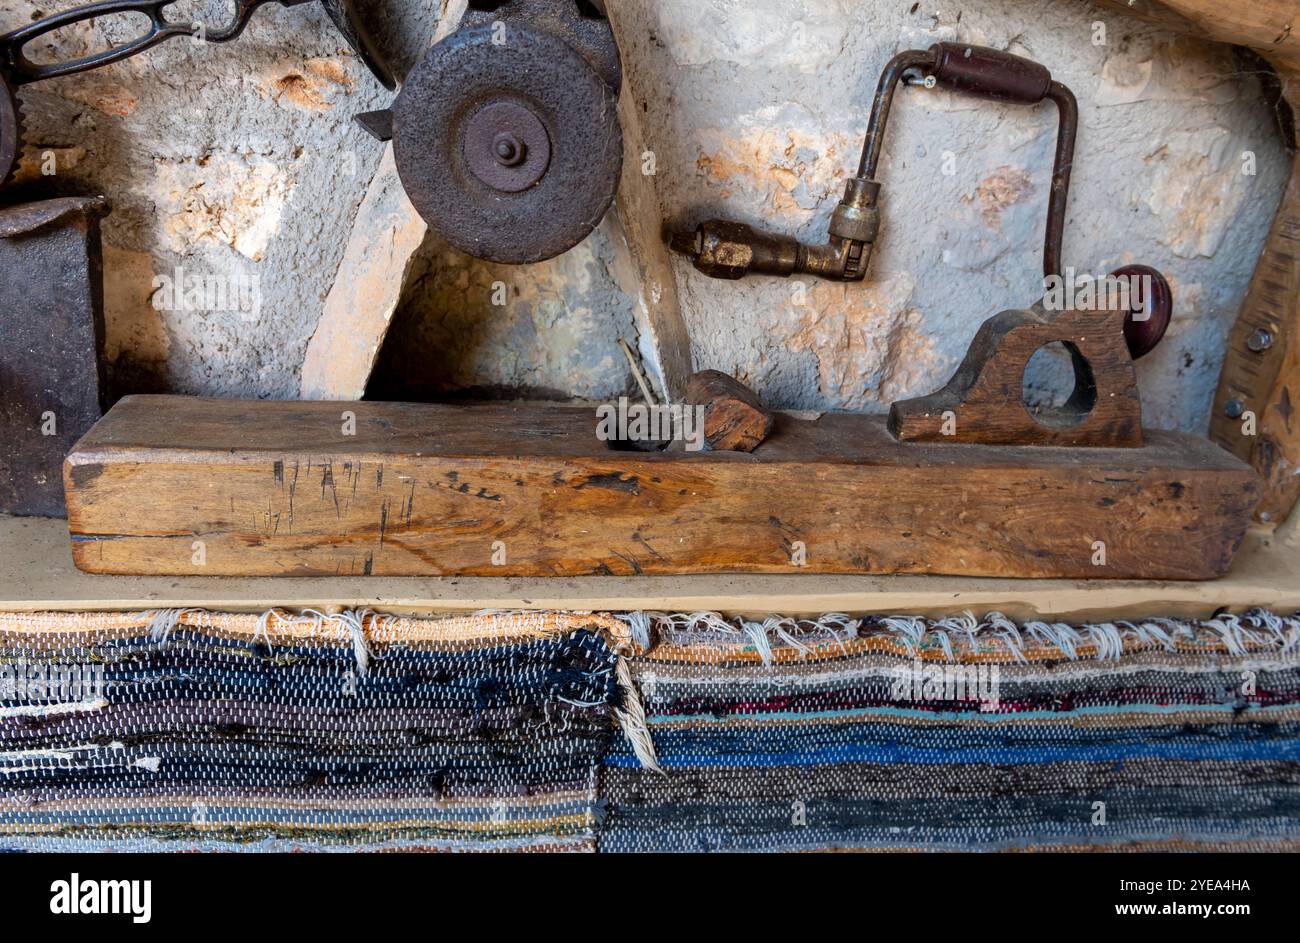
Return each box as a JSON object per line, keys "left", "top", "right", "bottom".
{"left": 671, "top": 44, "right": 1075, "bottom": 284}
{"left": 0, "top": 0, "right": 394, "bottom": 186}
{"left": 670, "top": 42, "right": 1171, "bottom": 360}
{"left": 0, "top": 196, "right": 110, "bottom": 517}
{"left": 355, "top": 0, "right": 624, "bottom": 266}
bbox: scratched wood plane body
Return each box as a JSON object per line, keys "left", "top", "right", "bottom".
{"left": 889, "top": 304, "right": 1142, "bottom": 447}
{"left": 64, "top": 397, "right": 1260, "bottom": 580}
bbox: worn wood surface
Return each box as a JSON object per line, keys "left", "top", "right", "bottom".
{"left": 298, "top": 150, "right": 429, "bottom": 401}
{"left": 1210, "top": 154, "right": 1300, "bottom": 524}
{"left": 686, "top": 370, "right": 774, "bottom": 452}
{"left": 608, "top": 7, "right": 696, "bottom": 401}
{"left": 65, "top": 396, "right": 1260, "bottom": 580}
{"left": 4, "top": 512, "right": 1298, "bottom": 621}
{"left": 890, "top": 305, "right": 1142, "bottom": 447}
{"left": 298, "top": 0, "right": 466, "bottom": 400}
{"left": 1098, "top": 0, "right": 1300, "bottom": 76}
{"left": 1099, "top": 0, "right": 1300, "bottom": 523}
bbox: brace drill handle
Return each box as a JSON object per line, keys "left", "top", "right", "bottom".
{"left": 672, "top": 43, "right": 1077, "bottom": 285}
{"left": 0, "top": 0, "right": 314, "bottom": 85}
{"left": 860, "top": 43, "right": 1077, "bottom": 280}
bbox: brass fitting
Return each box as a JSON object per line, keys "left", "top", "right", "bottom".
{"left": 671, "top": 177, "right": 880, "bottom": 282}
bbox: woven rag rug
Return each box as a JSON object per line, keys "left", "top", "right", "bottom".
{"left": 1, "top": 607, "right": 1298, "bottom": 852}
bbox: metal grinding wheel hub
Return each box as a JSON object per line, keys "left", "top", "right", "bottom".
{"left": 386, "top": 8, "right": 624, "bottom": 265}
{"left": 463, "top": 101, "right": 552, "bottom": 192}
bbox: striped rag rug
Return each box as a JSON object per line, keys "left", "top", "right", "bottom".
{"left": 0, "top": 609, "right": 640, "bottom": 852}
{"left": 601, "top": 610, "right": 1300, "bottom": 852}
{"left": 2, "top": 607, "right": 1298, "bottom": 852}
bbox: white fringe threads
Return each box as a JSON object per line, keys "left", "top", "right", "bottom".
{"left": 634, "top": 609, "right": 1300, "bottom": 666}
{"left": 614, "top": 657, "right": 662, "bottom": 774}
{"left": 145, "top": 607, "right": 383, "bottom": 676}
{"left": 112, "top": 606, "right": 1300, "bottom": 776}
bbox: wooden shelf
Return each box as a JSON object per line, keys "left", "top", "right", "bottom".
{"left": 1, "top": 512, "right": 1296, "bottom": 621}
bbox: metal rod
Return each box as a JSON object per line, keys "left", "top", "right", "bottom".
{"left": 1043, "top": 80, "right": 1077, "bottom": 281}
{"left": 857, "top": 49, "right": 936, "bottom": 179}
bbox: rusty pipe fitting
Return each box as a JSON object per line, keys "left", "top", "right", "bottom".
{"left": 672, "top": 177, "right": 880, "bottom": 282}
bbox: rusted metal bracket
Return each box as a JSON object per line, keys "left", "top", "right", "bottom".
{"left": 0, "top": 196, "right": 109, "bottom": 517}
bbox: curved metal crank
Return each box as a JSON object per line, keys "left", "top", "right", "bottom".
{"left": 671, "top": 42, "right": 1173, "bottom": 360}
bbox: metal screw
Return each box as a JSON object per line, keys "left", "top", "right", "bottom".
{"left": 923, "top": 75, "right": 937, "bottom": 89}
{"left": 1247, "top": 327, "right": 1274, "bottom": 352}
{"left": 493, "top": 132, "right": 526, "bottom": 167}
{"left": 1224, "top": 398, "right": 1246, "bottom": 419}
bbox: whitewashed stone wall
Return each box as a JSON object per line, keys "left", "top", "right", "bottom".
{"left": 3, "top": 0, "right": 1287, "bottom": 434}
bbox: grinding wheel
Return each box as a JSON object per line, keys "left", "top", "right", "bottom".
{"left": 392, "top": 25, "right": 623, "bottom": 265}
{"left": 321, "top": 0, "right": 396, "bottom": 91}
{"left": 0, "top": 73, "right": 21, "bottom": 188}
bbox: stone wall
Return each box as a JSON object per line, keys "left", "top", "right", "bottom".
{"left": 2, "top": 0, "right": 1288, "bottom": 434}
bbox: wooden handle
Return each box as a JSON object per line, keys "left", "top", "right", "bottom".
{"left": 930, "top": 43, "right": 1054, "bottom": 104}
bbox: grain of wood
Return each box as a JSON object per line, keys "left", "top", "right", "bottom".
{"left": 686, "top": 370, "right": 774, "bottom": 452}
{"left": 607, "top": 8, "right": 696, "bottom": 401}
{"left": 65, "top": 396, "right": 1260, "bottom": 581}
{"left": 890, "top": 305, "right": 1141, "bottom": 447}
{"left": 1098, "top": 0, "right": 1300, "bottom": 76}
{"left": 4, "top": 511, "right": 1298, "bottom": 621}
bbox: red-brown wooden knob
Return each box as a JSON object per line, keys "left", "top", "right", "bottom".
{"left": 1113, "top": 265, "right": 1172, "bottom": 360}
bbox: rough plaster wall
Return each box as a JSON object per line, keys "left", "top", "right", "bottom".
{"left": 3, "top": 0, "right": 1288, "bottom": 429}
{"left": 371, "top": 213, "right": 638, "bottom": 402}
{"left": 1, "top": 0, "right": 418, "bottom": 398}
{"left": 625, "top": 0, "right": 1290, "bottom": 432}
